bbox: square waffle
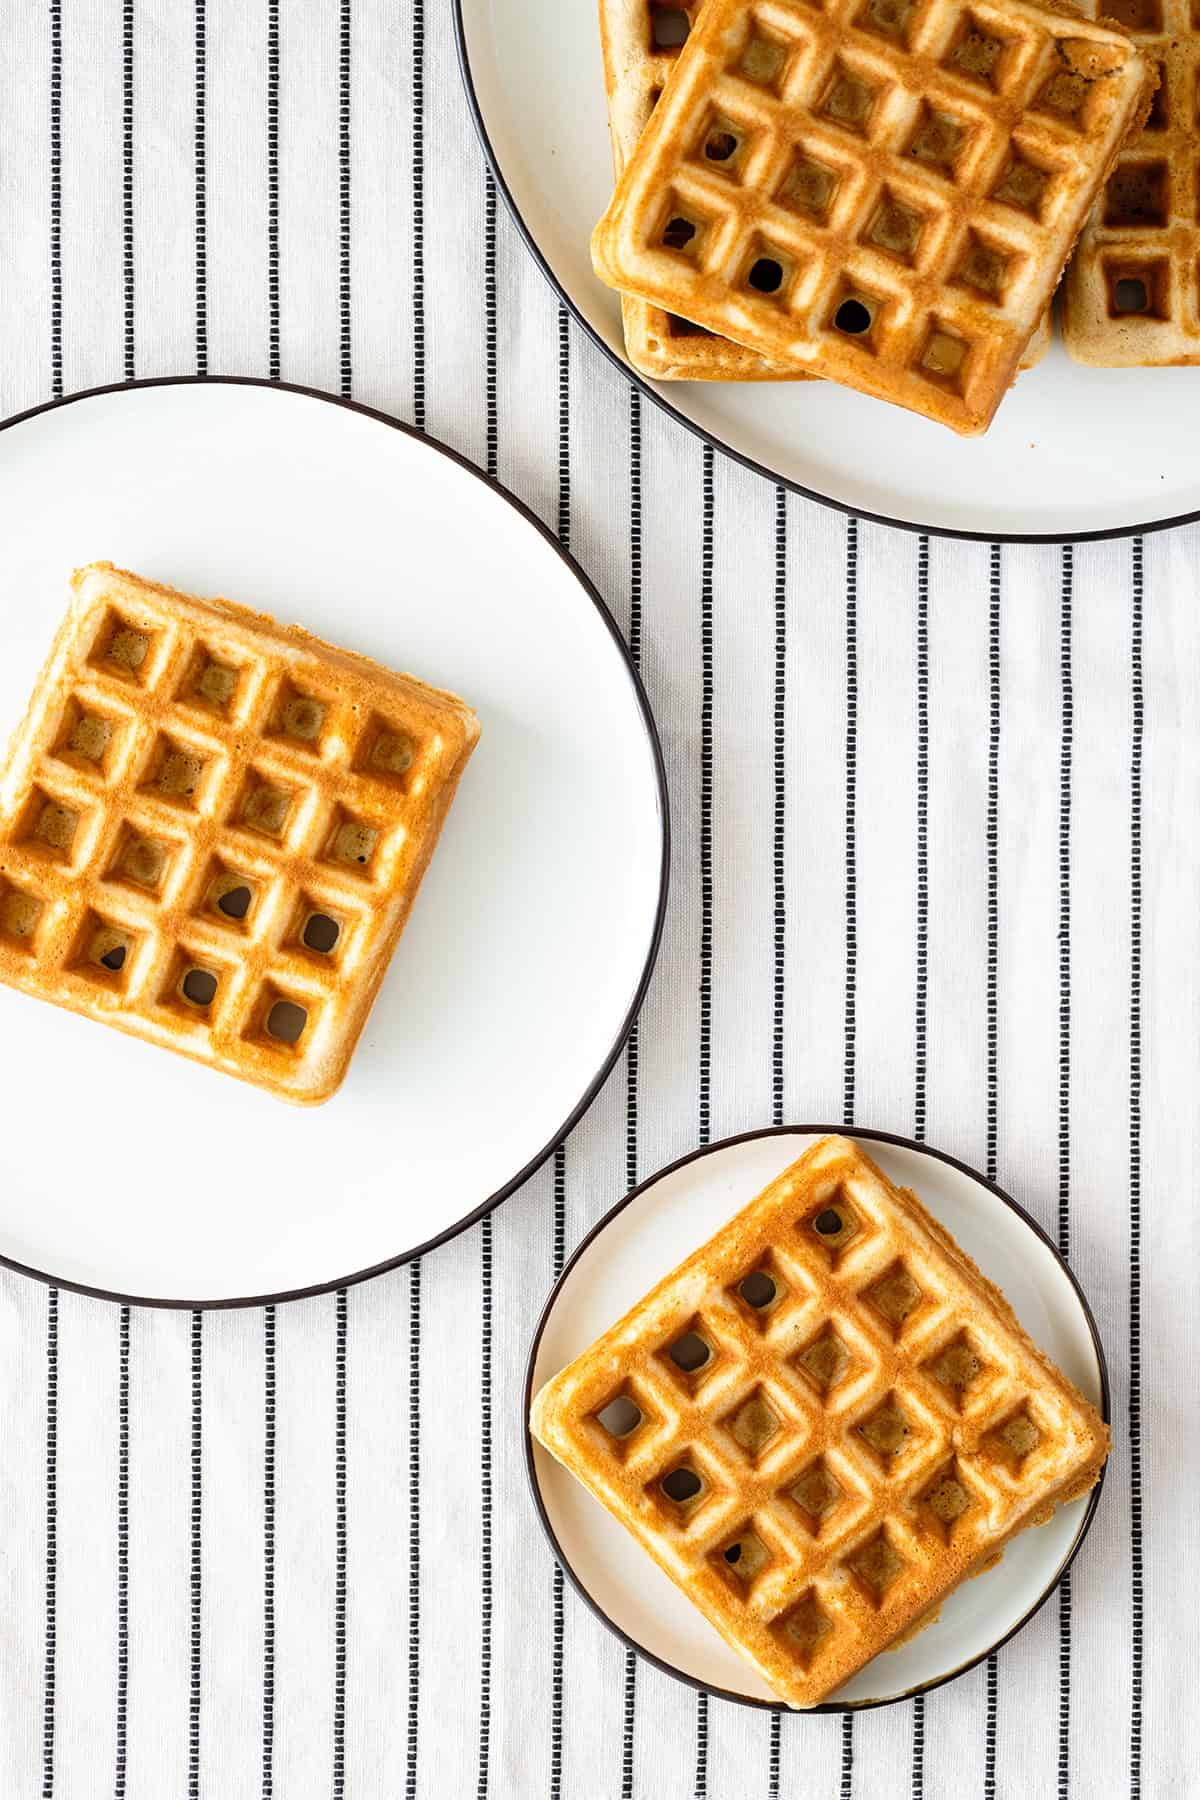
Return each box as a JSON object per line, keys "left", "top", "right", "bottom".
{"left": 0, "top": 564, "right": 479, "bottom": 1104}
{"left": 600, "top": 0, "right": 1050, "bottom": 378}
{"left": 591, "top": 0, "right": 1153, "bottom": 430}
{"left": 530, "top": 1134, "right": 1109, "bottom": 1708}
{"left": 1063, "top": 0, "right": 1200, "bottom": 363}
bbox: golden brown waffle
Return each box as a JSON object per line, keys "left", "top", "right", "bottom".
{"left": 603, "top": 0, "right": 811, "bottom": 377}
{"left": 531, "top": 1134, "right": 1109, "bottom": 1708}
{"left": 1063, "top": 0, "right": 1200, "bottom": 363}
{"left": 0, "top": 564, "right": 479, "bottom": 1104}
{"left": 600, "top": 0, "right": 1050, "bottom": 378}
{"left": 591, "top": 0, "right": 1152, "bottom": 429}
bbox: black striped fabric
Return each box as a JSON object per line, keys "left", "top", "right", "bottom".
{"left": 0, "top": 3, "right": 1188, "bottom": 1796}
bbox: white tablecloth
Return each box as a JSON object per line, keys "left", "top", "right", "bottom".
{"left": 0, "top": 4, "right": 1193, "bottom": 1796}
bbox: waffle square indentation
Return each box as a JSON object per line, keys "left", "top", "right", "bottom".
{"left": 235, "top": 768, "right": 299, "bottom": 840}
{"left": 196, "top": 857, "right": 263, "bottom": 933}
{"left": 139, "top": 733, "right": 214, "bottom": 812}
{"left": 819, "top": 60, "right": 882, "bottom": 136}
{"left": 845, "top": 1527, "right": 906, "bottom": 1604}
{"left": 105, "top": 823, "right": 175, "bottom": 896}
{"left": 177, "top": 642, "right": 248, "bottom": 718}
{"left": 769, "top": 1590, "right": 834, "bottom": 1670}
{"left": 50, "top": 697, "right": 127, "bottom": 779}
{"left": 269, "top": 679, "right": 330, "bottom": 751}
{"left": 13, "top": 787, "right": 83, "bottom": 864}
{"left": 854, "top": 1392, "right": 918, "bottom": 1464}
{"left": 904, "top": 104, "right": 973, "bottom": 178}
{"left": 0, "top": 877, "right": 45, "bottom": 952}
{"left": 776, "top": 149, "right": 843, "bottom": 220}
{"left": 355, "top": 714, "right": 418, "bottom": 789}
{"left": 69, "top": 910, "right": 139, "bottom": 992}
{"left": 87, "top": 609, "right": 156, "bottom": 685}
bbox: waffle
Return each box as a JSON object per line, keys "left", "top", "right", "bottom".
{"left": 531, "top": 1134, "right": 1109, "bottom": 1708}
{"left": 0, "top": 564, "right": 479, "bottom": 1104}
{"left": 600, "top": 0, "right": 1049, "bottom": 378}
{"left": 591, "top": 0, "right": 1153, "bottom": 430}
{"left": 1063, "top": 0, "right": 1200, "bottom": 363}
{"left": 603, "top": 0, "right": 811, "bottom": 377}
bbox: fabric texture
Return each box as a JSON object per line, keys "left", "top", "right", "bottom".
{"left": 0, "top": 3, "right": 1192, "bottom": 1797}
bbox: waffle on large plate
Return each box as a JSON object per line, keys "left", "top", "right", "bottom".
{"left": 600, "top": 0, "right": 1050, "bottom": 378}
{"left": 531, "top": 1134, "right": 1109, "bottom": 1708}
{"left": 1063, "top": 0, "right": 1200, "bottom": 363}
{"left": 591, "top": 0, "right": 1153, "bottom": 429}
{"left": 0, "top": 564, "right": 479, "bottom": 1104}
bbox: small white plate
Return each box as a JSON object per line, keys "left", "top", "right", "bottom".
{"left": 455, "top": 0, "right": 1200, "bottom": 540}
{"left": 0, "top": 379, "right": 667, "bottom": 1306}
{"left": 526, "top": 1127, "right": 1107, "bottom": 1710}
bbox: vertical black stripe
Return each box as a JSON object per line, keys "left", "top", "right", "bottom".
{"left": 411, "top": 0, "right": 425, "bottom": 430}
{"left": 1057, "top": 546, "right": 1073, "bottom": 1265}
{"left": 1056, "top": 546, "right": 1074, "bottom": 1798}
{"left": 768, "top": 480, "right": 787, "bottom": 1799}
{"left": 477, "top": 1212, "right": 494, "bottom": 1800}
{"left": 772, "top": 485, "right": 787, "bottom": 1131}
{"left": 556, "top": 307, "right": 571, "bottom": 550}
{"left": 841, "top": 516, "right": 858, "bottom": 1798}
{"left": 695, "top": 439, "right": 715, "bottom": 1800}
{"left": 913, "top": 535, "right": 930, "bottom": 1152}
{"left": 338, "top": 0, "right": 351, "bottom": 398}
{"left": 620, "top": 381, "right": 643, "bottom": 1800}
{"left": 628, "top": 389, "right": 642, "bottom": 680}
{"left": 262, "top": 1306, "right": 276, "bottom": 1800}
{"left": 122, "top": 0, "right": 135, "bottom": 381}
{"left": 476, "top": 158, "right": 499, "bottom": 1800}
{"left": 194, "top": 1, "right": 207, "bottom": 376}
{"left": 333, "top": 1290, "right": 348, "bottom": 1797}
{"left": 266, "top": 0, "right": 280, "bottom": 380}
{"left": 698, "top": 442, "right": 715, "bottom": 1155}
{"left": 549, "top": 308, "right": 571, "bottom": 1800}
{"left": 842, "top": 518, "right": 859, "bottom": 1138}
{"left": 695, "top": 1689, "right": 709, "bottom": 1800}
{"left": 910, "top": 532, "right": 930, "bottom": 1800}
{"left": 49, "top": 0, "right": 62, "bottom": 399}
{"left": 484, "top": 173, "right": 498, "bottom": 482}
{"left": 189, "top": 1310, "right": 202, "bottom": 1800}
{"left": 1128, "top": 535, "right": 1143, "bottom": 1797}
{"left": 42, "top": 1287, "right": 58, "bottom": 1800}
{"left": 405, "top": 1259, "right": 422, "bottom": 1800}
{"left": 115, "top": 1306, "right": 131, "bottom": 1799}
{"left": 983, "top": 542, "right": 1002, "bottom": 1798}
{"left": 549, "top": 1150, "right": 567, "bottom": 1800}
{"left": 986, "top": 542, "right": 1001, "bottom": 1189}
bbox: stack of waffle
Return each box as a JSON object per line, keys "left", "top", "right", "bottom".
{"left": 590, "top": 0, "right": 1163, "bottom": 430}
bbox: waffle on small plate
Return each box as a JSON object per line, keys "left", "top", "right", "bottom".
{"left": 531, "top": 1133, "right": 1108, "bottom": 1709}
{"left": 591, "top": 0, "right": 1153, "bottom": 429}
{"left": 0, "top": 564, "right": 479, "bottom": 1103}
{"left": 1063, "top": 0, "right": 1200, "bottom": 364}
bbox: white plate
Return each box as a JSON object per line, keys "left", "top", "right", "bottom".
{"left": 455, "top": 0, "right": 1200, "bottom": 540}
{"left": 0, "top": 379, "right": 667, "bottom": 1306}
{"left": 526, "top": 1127, "right": 1107, "bottom": 1710}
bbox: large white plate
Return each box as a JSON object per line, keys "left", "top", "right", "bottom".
{"left": 526, "top": 1128, "right": 1107, "bottom": 1709}
{"left": 0, "top": 379, "right": 667, "bottom": 1305}
{"left": 455, "top": 0, "right": 1200, "bottom": 540}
